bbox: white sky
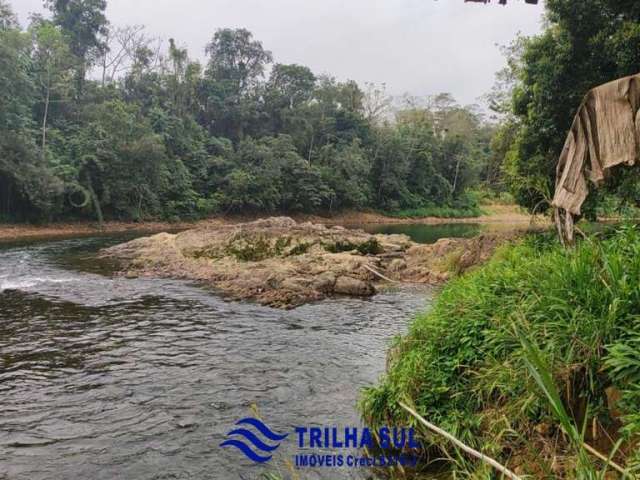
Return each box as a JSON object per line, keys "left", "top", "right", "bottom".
{"left": 12, "top": 0, "right": 544, "bottom": 106}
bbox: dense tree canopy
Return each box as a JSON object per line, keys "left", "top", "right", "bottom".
{"left": 0, "top": 0, "right": 494, "bottom": 223}
{"left": 499, "top": 0, "right": 640, "bottom": 215}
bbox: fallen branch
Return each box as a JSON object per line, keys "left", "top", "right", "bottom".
{"left": 583, "top": 443, "right": 630, "bottom": 478}
{"left": 362, "top": 264, "right": 399, "bottom": 283}
{"left": 399, "top": 401, "right": 523, "bottom": 480}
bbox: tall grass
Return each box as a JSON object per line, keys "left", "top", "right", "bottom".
{"left": 360, "top": 225, "right": 640, "bottom": 477}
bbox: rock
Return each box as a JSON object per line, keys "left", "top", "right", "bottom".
{"left": 249, "top": 216, "right": 297, "bottom": 229}
{"left": 312, "top": 272, "right": 336, "bottom": 293}
{"left": 281, "top": 277, "right": 311, "bottom": 292}
{"left": 101, "top": 217, "right": 518, "bottom": 308}
{"left": 458, "top": 250, "right": 476, "bottom": 271}
{"left": 388, "top": 259, "right": 406, "bottom": 272}
{"left": 334, "top": 276, "right": 375, "bottom": 296}
{"left": 176, "top": 418, "right": 198, "bottom": 429}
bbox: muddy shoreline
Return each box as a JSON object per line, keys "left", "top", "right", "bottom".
{"left": 0, "top": 205, "right": 540, "bottom": 243}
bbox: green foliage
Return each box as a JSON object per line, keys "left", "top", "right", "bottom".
{"left": 324, "top": 241, "right": 357, "bottom": 253}
{"left": 388, "top": 191, "right": 484, "bottom": 218}
{"left": 287, "top": 241, "right": 311, "bottom": 256}
{"left": 0, "top": 1, "right": 494, "bottom": 224}
{"left": 360, "top": 225, "right": 640, "bottom": 476}
{"left": 389, "top": 205, "right": 483, "bottom": 219}
{"left": 516, "top": 326, "right": 600, "bottom": 478}
{"left": 225, "top": 234, "right": 276, "bottom": 262}
{"left": 356, "top": 238, "right": 383, "bottom": 255}
{"left": 222, "top": 233, "right": 313, "bottom": 261}
{"left": 317, "top": 141, "right": 372, "bottom": 210}
{"left": 0, "top": 16, "right": 63, "bottom": 220}
{"left": 46, "top": 0, "right": 107, "bottom": 92}
{"left": 500, "top": 1, "right": 640, "bottom": 213}
{"left": 323, "top": 238, "right": 382, "bottom": 255}
{"left": 370, "top": 104, "right": 489, "bottom": 213}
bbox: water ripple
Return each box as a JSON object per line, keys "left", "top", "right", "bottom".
{"left": 0, "top": 235, "right": 430, "bottom": 479}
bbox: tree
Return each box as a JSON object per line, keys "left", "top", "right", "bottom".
{"left": 501, "top": 0, "right": 640, "bottom": 212}
{"left": 57, "top": 100, "right": 183, "bottom": 222}
{"left": 166, "top": 38, "right": 189, "bottom": 116}
{"left": 0, "top": 8, "right": 491, "bottom": 223}
{"left": 363, "top": 82, "right": 392, "bottom": 125}
{"left": 205, "top": 28, "right": 272, "bottom": 94}
{"left": 46, "top": 0, "right": 108, "bottom": 94}
{"left": 0, "top": 7, "right": 62, "bottom": 219}
{"left": 317, "top": 140, "right": 371, "bottom": 210}
{"left": 98, "top": 24, "right": 154, "bottom": 86}
{"left": 267, "top": 64, "right": 315, "bottom": 109}
{"left": 30, "top": 18, "right": 73, "bottom": 160}
{"left": 0, "top": 0, "right": 17, "bottom": 30}
{"left": 263, "top": 63, "right": 315, "bottom": 134}
{"left": 201, "top": 28, "right": 272, "bottom": 141}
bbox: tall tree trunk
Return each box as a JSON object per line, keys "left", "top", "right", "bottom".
{"left": 308, "top": 132, "right": 315, "bottom": 163}
{"left": 101, "top": 55, "right": 107, "bottom": 87}
{"left": 452, "top": 156, "right": 461, "bottom": 195}
{"left": 85, "top": 174, "right": 104, "bottom": 230}
{"left": 75, "top": 61, "right": 86, "bottom": 99}
{"left": 41, "top": 70, "right": 51, "bottom": 161}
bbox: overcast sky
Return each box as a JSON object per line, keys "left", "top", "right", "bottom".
{"left": 12, "top": 0, "right": 544, "bottom": 106}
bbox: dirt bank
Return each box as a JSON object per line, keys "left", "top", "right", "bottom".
{"left": 0, "top": 204, "right": 544, "bottom": 243}
{"left": 0, "top": 220, "right": 216, "bottom": 243}
{"left": 101, "top": 217, "right": 519, "bottom": 308}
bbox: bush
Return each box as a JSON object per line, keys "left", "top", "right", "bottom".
{"left": 360, "top": 225, "right": 640, "bottom": 477}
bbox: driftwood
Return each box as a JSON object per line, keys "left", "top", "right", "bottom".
{"left": 553, "top": 73, "right": 640, "bottom": 244}
{"left": 399, "top": 402, "right": 523, "bottom": 480}
{"left": 362, "top": 264, "right": 400, "bottom": 284}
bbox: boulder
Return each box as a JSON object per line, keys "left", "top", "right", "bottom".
{"left": 334, "top": 276, "right": 375, "bottom": 296}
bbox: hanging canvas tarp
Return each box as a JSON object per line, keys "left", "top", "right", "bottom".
{"left": 553, "top": 73, "right": 640, "bottom": 243}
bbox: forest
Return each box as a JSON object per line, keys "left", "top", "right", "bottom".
{"left": 4, "top": 0, "right": 640, "bottom": 225}
{"left": 0, "top": 0, "right": 497, "bottom": 224}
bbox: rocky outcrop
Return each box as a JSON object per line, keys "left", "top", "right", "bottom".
{"left": 402, "top": 233, "right": 517, "bottom": 284}
{"left": 102, "top": 217, "right": 513, "bottom": 308}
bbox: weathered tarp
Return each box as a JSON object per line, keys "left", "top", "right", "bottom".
{"left": 553, "top": 73, "right": 640, "bottom": 243}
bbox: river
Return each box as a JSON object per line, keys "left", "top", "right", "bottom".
{"left": 0, "top": 229, "right": 443, "bottom": 480}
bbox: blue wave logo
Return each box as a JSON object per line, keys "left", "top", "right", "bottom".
{"left": 220, "top": 417, "right": 289, "bottom": 463}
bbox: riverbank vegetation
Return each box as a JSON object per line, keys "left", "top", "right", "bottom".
{"left": 0, "top": 0, "right": 496, "bottom": 224}
{"left": 360, "top": 225, "right": 640, "bottom": 477}
{"left": 387, "top": 204, "right": 484, "bottom": 220}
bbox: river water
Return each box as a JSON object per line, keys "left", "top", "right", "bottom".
{"left": 0, "top": 233, "right": 434, "bottom": 480}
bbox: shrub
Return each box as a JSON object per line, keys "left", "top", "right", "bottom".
{"left": 360, "top": 225, "right": 640, "bottom": 477}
